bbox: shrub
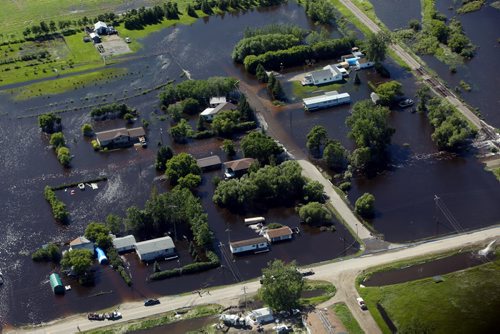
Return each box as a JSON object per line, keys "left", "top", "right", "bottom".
{"left": 298, "top": 202, "right": 332, "bottom": 225}
{"left": 81, "top": 123, "right": 93, "bottom": 136}
{"left": 355, "top": 193, "right": 375, "bottom": 218}
{"left": 32, "top": 243, "right": 61, "bottom": 263}
{"left": 44, "top": 186, "right": 69, "bottom": 223}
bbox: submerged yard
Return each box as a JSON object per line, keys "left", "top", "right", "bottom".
{"left": 359, "top": 251, "right": 500, "bottom": 333}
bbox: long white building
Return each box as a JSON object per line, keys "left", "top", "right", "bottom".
{"left": 303, "top": 91, "right": 351, "bottom": 111}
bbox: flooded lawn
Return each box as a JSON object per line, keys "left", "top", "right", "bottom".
{"left": 369, "top": 0, "right": 421, "bottom": 30}
{"left": 0, "top": 0, "right": 498, "bottom": 328}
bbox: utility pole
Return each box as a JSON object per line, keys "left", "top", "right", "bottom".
{"left": 242, "top": 286, "right": 247, "bottom": 310}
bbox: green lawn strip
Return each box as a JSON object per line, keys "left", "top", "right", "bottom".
{"left": 332, "top": 302, "right": 364, "bottom": 334}
{"left": 299, "top": 279, "right": 336, "bottom": 306}
{"left": 8, "top": 67, "right": 127, "bottom": 100}
{"left": 83, "top": 304, "right": 222, "bottom": 334}
{"left": 291, "top": 80, "right": 345, "bottom": 99}
{"left": 358, "top": 250, "right": 500, "bottom": 334}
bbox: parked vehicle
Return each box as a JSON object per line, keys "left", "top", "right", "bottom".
{"left": 105, "top": 311, "right": 122, "bottom": 320}
{"left": 398, "top": 98, "right": 414, "bottom": 108}
{"left": 144, "top": 298, "right": 160, "bottom": 306}
{"left": 88, "top": 313, "right": 106, "bottom": 321}
{"left": 356, "top": 297, "right": 368, "bottom": 310}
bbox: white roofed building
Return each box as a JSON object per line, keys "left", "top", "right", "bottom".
{"left": 135, "top": 236, "right": 176, "bottom": 261}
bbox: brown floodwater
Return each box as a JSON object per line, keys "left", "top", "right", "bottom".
{"left": 0, "top": 1, "right": 498, "bottom": 329}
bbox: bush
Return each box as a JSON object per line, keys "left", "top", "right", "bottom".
{"left": 91, "top": 140, "right": 101, "bottom": 151}
{"left": 38, "top": 113, "right": 61, "bottom": 133}
{"left": 149, "top": 250, "right": 219, "bottom": 281}
{"left": 32, "top": 243, "right": 61, "bottom": 263}
{"left": 44, "top": 186, "right": 69, "bottom": 223}
{"left": 338, "top": 182, "right": 351, "bottom": 192}
{"left": 81, "top": 123, "right": 93, "bottom": 136}
{"left": 355, "top": 193, "right": 375, "bottom": 218}
{"left": 268, "top": 222, "right": 283, "bottom": 229}
{"left": 117, "top": 265, "right": 132, "bottom": 286}
{"left": 298, "top": 202, "right": 332, "bottom": 225}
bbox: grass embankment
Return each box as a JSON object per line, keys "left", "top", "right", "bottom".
{"left": 7, "top": 68, "right": 127, "bottom": 100}
{"left": 332, "top": 303, "right": 364, "bottom": 334}
{"left": 83, "top": 304, "right": 222, "bottom": 334}
{"left": 291, "top": 81, "right": 345, "bottom": 99}
{"left": 300, "top": 280, "right": 337, "bottom": 306}
{"left": 358, "top": 250, "right": 500, "bottom": 333}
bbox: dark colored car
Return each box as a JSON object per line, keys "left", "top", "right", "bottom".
{"left": 144, "top": 298, "right": 160, "bottom": 306}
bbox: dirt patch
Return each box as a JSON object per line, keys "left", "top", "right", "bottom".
{"left": 98, "top": 35, "right": 131, "bottom": 57}
{"left": 304, "top": 308, "right": 347, "bottom": 334}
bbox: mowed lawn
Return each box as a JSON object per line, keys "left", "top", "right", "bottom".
{"left": 359, "top": 253, "right": 500, "bottom": 333}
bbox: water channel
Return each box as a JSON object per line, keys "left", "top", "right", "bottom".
{"left": 0, "top": 1, "right": 499, "bottom": 329}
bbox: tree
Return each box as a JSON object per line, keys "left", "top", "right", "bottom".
{"left": 222, "top": 139, "right": 236, "bottom": 156}
{"left": 298, "top": 202, "right": 332, "bottom": 225}
{"left": 267, "top": 73, "right": 285, "bottom": 101}
{"left": 105, "top": 214, "right": 124, "bottom": 236}
{"left": 323, "top": 140, "right": 348, "bottom": 171}
{"left": 38, "top": 113, "right": 61, "bottom": 133}
{"left": 181, "top": 98, "right": 200, "bottom": 115}
{"left": 85, "top": 222, "right": 112, "bottom": 249}
{"left": 186, "top": 4, "right": 197, "bottom": 17}
{"left": 238, "top": 94, "right": 254, "bottom": 121}
{"left": 306, "top": 125, "right": 328, "bottom": 154}
{"left": 32, "top": 243, "right": 61, "bottom": 263}
{"left": 305, "top": 0, "right": 335, "bottom": 24}
{"left": 178, "top": 173, "right": 202, "bottom": 189}
{"left": 81, "top": 123, "right": 93, "bottom": 137}
{"left": 354, "top": 72, "right": 361, "bottom": 85}
{"left": 375, "top": 80, "right": 403, "bottom": 106}
{"left": 49, "top": 20, "right": 57, "bottom": 33}
{"left": 416, "top": 85, "right": 430, "bottom": 113}
{"left": 260, "top": 260, "right": 304, "bottom": 311}
{"left": 61, "top": 249, "right": 93, "bottom": 277}
{"left": 408, "top": 19, "right": 421, "bottom": 32}
{"left": 355, "top": 193, "right": 375, "bottom": 218}
{"left": 350, "top": 147, "right": 371, "bottom": 170}
{"left": 212, "top": 110, "right": 240, "bottom": 136}
{"left": 256, "top": 63, "right": 268, "bottom": 83}
{"left": 23, "top": 27, "right": 31, "bottom": 37}
{"left": 170, "top": 119, "right": 193, "bottom": 143}
{"left": 155, "top": 145, "right": 173, "bottom": 171}
{"left": 241, "top": 131, "right": 283, "bottom": 164}
{"left": 56, "top": 146, "right": 71, "bottom": 167}
{"left": 165, "top": 153, "right": 201, "bottom": 185}
{"left": 303, "top": 181, "right": 325, "bottom": 203}
{"left": 49, "top": 132, "right": 65, "bottom": 148}
{"left": 365, "top": 32, "right": 389, "bottom": 63}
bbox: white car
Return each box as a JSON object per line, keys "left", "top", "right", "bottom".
{"left": 356, "top": 297, "right": 368, "bottom": 310}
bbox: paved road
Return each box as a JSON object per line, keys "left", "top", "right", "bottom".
{"left": 339, "top": 0, "right": 484, "bottom": 129}
{"left": 12, "top": 226, "right": 499, "bottom": 334}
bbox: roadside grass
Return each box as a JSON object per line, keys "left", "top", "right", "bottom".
{"left": 332, "top": 302, "right": 363, "bottom": 334}
{"left": 358, "top": 249, "right": 500, "bottom": 334}
{"left": 299, "top": 280, "right": 336, "bottom": 306}
{"left": 291, "top": 81, "right": 345, "bottom": 99}
{"left": 82, "top": 304, "right": 222, "bottom": 334}
{"left": 8, "top": 67, "right": 127, "bottom": 100}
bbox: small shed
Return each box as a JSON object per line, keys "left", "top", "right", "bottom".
{"left": 264, "top": 226, "right": 293, "bottom": 243}
{"left": 210, "top": 96, "right": 227, "bottom": 107}
{"left": 49, "top": 273, "right": 65, "bottom": 294}
{"left": 197, "top": 155, "right": 222, "bottom": 171}
{"left": 112, "top": 235, "right": 136, "bottom": 253}
{"left": 95, "top": 247, "right": 108, "bottom": 264}
{"left": 246, "top": 307, "right": 274, "bottom": 325}
{"left": 229, "top": 237, "right": 268, "bottom": 254}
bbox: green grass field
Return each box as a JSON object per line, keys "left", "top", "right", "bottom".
{"left": 291, "top": 80, "right": 346, "bottom": 99}
{"left": 359, "top": 252, "right": 500, "bottom": 333}
{"left": 332, "top": 303, "right": 364, "bottom": 334}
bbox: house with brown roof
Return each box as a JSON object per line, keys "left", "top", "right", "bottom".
{"left": 264, "top": 226, "right": 293, "bottom": 243}
{"left": 229, "top": 237, "right": 268, "bottom": 254}
{"left": 95, "top": 127, "right": 146, "bottom": 148}
{"left": 223, "top": 158, "right": 255, "bottom": 179}
{"left": 69, "top": 236, "right": 95, "bottom": 255}
{"left": 197, "top": 155, "right": 222, "bottom": 171}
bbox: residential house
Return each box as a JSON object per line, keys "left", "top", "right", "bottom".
{"left": 302, "top": 66, "right": 343, "bottom": 86}
{"left": 303, "top": 91, "right": 351, "bottom": 111}
{"left": 229, "top": 237, "right": 268, "bottom": 254}
{"left": 197, "top": 155, "right": 222, "bottom": 171}
{"left": 95, "top": 127, "right": 146, "bottom": 148}
{"left": 223, "top": 157, "right": 255, "bottom": 179}
{"left": 112, "top": 235, "right": 137, "bottom": 253}
{"left": 264, "top": 226, "right": 293, "bottom": 243}
{"left": 209, "top": 96, "right": 227, "bottom": 107}
{"left": 69, "top": 236, "right": 95, "bottom": 255}
{"left": 323, "top": 64, "right": 345, "bottom": 79}
{"left": 200, "top": 102, "right": 237, "bottom": 121}
{"left": 94, "top": 21, "right": 108, "bottom": 35}
{"left": 135, "top": 236, "right": 176, "bottom": 261}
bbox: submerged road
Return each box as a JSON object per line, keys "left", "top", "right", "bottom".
{"left": 11, "top": 226, "right": 499, "bottom": 334}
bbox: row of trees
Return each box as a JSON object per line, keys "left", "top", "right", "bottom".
{"left": 306, "top": 126, "right": 349, "bottom": 171}
{"left": 232, "top": 34, "right": 301, "bottom": 63}
{"left": 90, "top": 103, "right": 137, "bottom": 120}
{"left": 44, "top": 186, "right": 69, "bottom": 223}
{"left": 49, "top": 132, "right": 72, "bottom": 167}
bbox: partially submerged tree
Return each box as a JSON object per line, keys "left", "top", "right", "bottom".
{"left": 306, "top": 125, "right": 328, "bottom": 155}
{"left": 260, "top": 260, "right": 304, "bottom": 311}
{"left": 298, "top": 202, "right": 332, "bottom": 225}
{"left": 355, "top": 193, "right": 375, "bottom": 218}
{"left": 155, "top": 145, "right": 174, "bottom": 171}
{"left": 365, "top": 32, "right": 389, "bottom": 63}
{"left": 165, "top": 152, "right": 201, "bottom": 186}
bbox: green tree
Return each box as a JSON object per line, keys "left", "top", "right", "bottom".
{"left": 298, "top": 202, "right": 332, "bottom": 224}
{"left": 365, "top": 32, "right": 389, "bottom": 63}
{"left": 170, "top": 119, "right": 193, "bottom": 143}
{"left": 155, "top": 145, "right": 173, "bottom": 171}
{"left": 212, "top": 110, "right": 240, "bottom": 136}
{"left": 105, "top": 214, "right": 124, "bottom": 236}
{"left": 222, "top": 139, "right": 236, "bottom": 156}
{"left": 355, "top": 192, "right": 375, "bottom": 218}
{"left": 416, "top": 85, "right": 431, "bottom": 113}
{"left": 238, "top": 94, "right": 254, "bottom": 121}
{"left": 375, "top": 80, "right": 403, "bottom": 106}
{"left": 32, "top": 243, "right": 61, "bottom": 263}
{"left": 212, "top": 178, "right": 256, "bottom": 208}
{"left": 85, "top": 222, "right": 112, "bottom": 249}
{"left": 165, "top": 153, "right": 201, "bottom": 185}
{"left": 61, "top": 249, "right": 93, "bottom": 277}
{"left": 178, "top": 173, "right": 202, "bottom": 190}
{"left": 181, "top": 98, "right": 200, "bottom": 115}
{"left": 49, "top": 132, "right": 65, "bottom": 148}
{"left": 303, "top": 180, "right": 325, "bottom": 203}
{"left": 241, "top": 131, "right": 283, "bottom": 164}
{"left": 256, "top": 63, "right": 269, "bottom": 83}
{"left": 268, "top": 73, "right": 285, "bottom": 101}
{"left": 260, "top": 260, "right": 304, "bottom": 311}
{"left": 56, "top": 146, "right": 72, "bottom": 167}
{"left": 354, "top": 72, "right": 361, "bottom": 85}
{"left": 306, "top": 125, "right": 328, "bottom": 154}
{"left": 305, "top": 0, "right": 335, "bottom": 24}
{"left": 81, "top": 123, "right": 93, "bottom": 137}
{"left": 323, "top": 140, "right": 348, "bottom": 171}
{"left": 350, "top": 147, "right": 371, "bottom": 170}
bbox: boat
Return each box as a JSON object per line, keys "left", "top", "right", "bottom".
{"left": 398, "top": 98, "right": 414, "bottom": 108}
{"left": 78, "top": 183, "right": 85, "bottom": 190}
{"left": 0, "top": 271, "right": 3, "bottom": 285}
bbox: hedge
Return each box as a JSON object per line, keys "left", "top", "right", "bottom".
{"left": 44, "top": 186, "right": 69, "bottom": 223}
{"left": 149, "top": 251, "right": 220, "bottom": 281}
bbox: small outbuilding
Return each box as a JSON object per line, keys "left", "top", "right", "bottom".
{"left": 246, "top": 307, "right": 274, "bottom": 325}
{"left": 224, "top": 158, "right": 255, "bottom": 179}
{"left": 264, "top": 226, "right": 293, "bottom": 243}
{"left": 135, "top": 236, "right": 176, "bottom": 262}
{"left": 112, "top": 235, "right": 136, "bottom": 253}
{"left": 209, "top": 96, "right": 227, "bottom": 107}
{"left": 197, "top": 155, "right": 222, "bottom": 171}
{"left": 49, "top": 273, "right": 65, "bottom": 295}
{"left": 70, "top": 236, "right": 95, "bottom": 255}
{"left": 229, "top": 237, "right": 268, "bottom": 254}
{"left": 89, "top": 32, "right": 101, "bottom": 44}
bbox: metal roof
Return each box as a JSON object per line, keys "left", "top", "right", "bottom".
{"left": 230, "top": 237, "right": 267, "bottom": 248}
{"left": 210, "top": 96, "right": 227, "bottom": 105}
{"left": 265, "top": 226, "right": 293, "bottom": 239}
{"left": 197, "top": 155, "right": 222, "bottom": 168}
{"left": 112, "top": 235, "right": 136, "bottom": 249}
{"left": 310, "top": 69, "right": 334, "bottom": 82}
{"left": 135, "top": 236, "right": 175, "bottom": 255}
{"left": 303, "top": 92, "right": 351, "bottom": 106}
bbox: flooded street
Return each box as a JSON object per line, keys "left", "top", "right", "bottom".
{"left": 0, "top": 1, "right": 498, "bottom": 328}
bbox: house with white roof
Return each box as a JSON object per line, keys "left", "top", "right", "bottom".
{"left": 135, "top": 236, "right": 176, "bottom": 261}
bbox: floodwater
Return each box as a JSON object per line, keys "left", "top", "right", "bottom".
{"left": 0, "top": 0, "right": 498, "bottom": 329}
{"left": 363, "top": 250, "right": 495, "bottom": 286}
{"left": 369, "top": 0, "right": 421, "bottom": 30}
